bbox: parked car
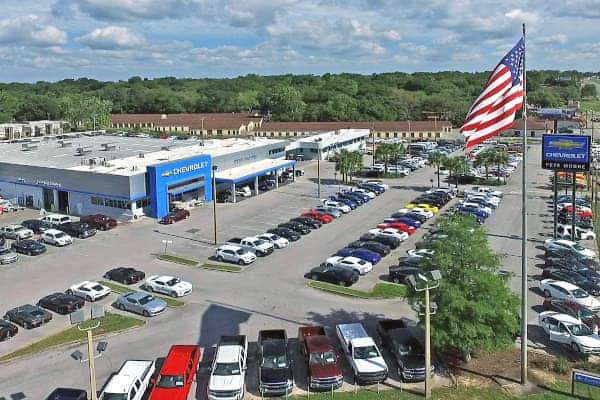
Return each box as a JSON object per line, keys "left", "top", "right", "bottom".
{"left": 406, "top": 203, "right": 439, "bottom": 214}
{"left": 59, "top": 222, "right": 97, "bottom": 239}
{"left": 336, "top": 323, "right": 388, "bottom": 385}
{"left": 291, "top": 217, "right": 322, "bottom": 229}
{"left": 258, "top": 330, "right": 294, "bottom": 396}
{"left": 67, "top": 281, "right": 111, "bottom": 302}
{"left": 215, "top": 244, "right": 257, "bottom": 265}
{"left": 207, "top": 336, "right": 248, "bottom": 400}
{"left": 541, "top": 268, "right": 600, "bottom": 296}
{"left": 335, "top": 247, "right": 382, "bottom": 264}
{"left": 0, "top": 246, "right": 18, "bottom": 264}
{"left": 360, "top": 233, "right": 401, "bottom": 249}
{"left": 103, "top": 267, "right": 146, "bottom": 285}
{"left": 41, "top": 229, "right": 73, "bottom": 247}
{"left": 298, "top": 326, "right": 344, "bottom": 391}
{"left": 314, "top": 206, "right": 342, "bottom": 219}
{"left": 539, "top": 311, "right": 600, "bottom": 354}
{"left": 329, "top": 196, "right": 357, "bottom": 209}
{"left": 256, "top": 233, "right": 289, "bottom": 249}
{"left": 351, "top": 187, "right": 376, "bottom": 199}
{"left": 545, "top": 247, "right": 599, "bottom": 268}
{"left": 321, "top": 200, "right": 351, "bottom": 213}
{"left": 45, "top": 388, "right": 88, "bottom": 400}
{"left": 99, "top": 360, "right": 155, "bottom": 400}
{"left": 407, "top": 249, "right": 435, "bottom": 259}
{"left": 279, "top": 221, "right": 311, "bottom": 235}
{"left": 160, "top": 209, "right": 190, "bottom": 224}
{"left": 391, "top": 211, "right": 427, "bottom": 223}
{"left": 115, "top": 291, "right": 167, "bottom": 317}
{"left": 0, "top": 319, "right": 18, "bottom": 342}
{"left": 21, "top": 219, "right": 52, "bottom": 234}
{"left": 79, "top": 214, "right": 117, "bottom": 230}
{"left": 0, "top": 224, "right": 33, "bottom": 240}
{"left": 308, "top": 264, "right": 359, "bottom": 286}
{"left": 358, "top": 183, "right": 385, "bottom": 195}
{"left": 227, "top": 236, "right": 275, "bottom": 256}
{"left": 556, "top": 224, "right": 596, "bottom": 241}
{"left": 539, "top": 279, "right": 600, "bottom": 311}
{"left": 144, "top": 275, "right": 193, "bottom": 297}
{"left": 389, "top": 265, "right": 421, "bottom": 284}
{"left": 325, "top": 256, "right": 373, "bottom": 275}
{"left": 544, "top": 239, "right": 596, "bottom": 259}
{"left": 368, "top": 228, "right": 409, "bottom": 242}
{"left": 347, "top": 240, "right": 391, "bottom": 256}
{"left": 543, "top": 298, "right": 600, "bottom": 334}
{"left": 40, "top": 213, "right": 72, "bottom": 227}
{"left": 301, "top": 211, "right": 333, "bottom": 224}
{"left": 148, "top": 345, "right": 202, "bottom": 400}
{"left": 338, "top": 191, "right": 366, "bottom": 204}
{"left": 267, "top": 227, "right": 301, "bottom": 242}
{"left": 385, "top": 217, "right": 422, "bottom": 228}
{"left": 376, "top": 222, "right": 416, "bottom": 235}
{"left": 4, "top": 304, "right": 52, "bottom": 329}
{"left": 11, "top": 239, "right": 46, "bottom": 256}
{"left": 37, "top": 292, "right": 84, "bottom": 315}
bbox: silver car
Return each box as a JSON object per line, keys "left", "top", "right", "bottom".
{"left": 114, "top": 291, "right": 167, "bottom": 317}
{"left": 0, "top": 246, "right": 18, "bottom": 264}
{"left": 314, "top": 206, "right": 342, "bottom": 218}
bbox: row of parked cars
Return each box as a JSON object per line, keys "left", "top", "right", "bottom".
{"left": 0, "top": 213, "right": 118, "bottom": 263}
{"left": 45, "top": 318, "right": 430, "bottom": 400}
{"left": 214, "top": 181, "right": 389, "bottom": 266}
{"left": 0, "top": 267, "right": 193, "bottom": 341}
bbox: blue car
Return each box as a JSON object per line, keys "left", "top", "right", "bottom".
{"left": 338, "top": 192, "right": 364, "bottom": 205}
{"left": 457, "top": 205, "right": 489, "bottom": 219}
{"left": 330, "top": 196, "right": 357, "bottom": 209}
{"left": 556, "top": 196, "right": 590, "bottom": 207}
{"left": 336, "top": 247, "right": 382, "bottom": 264}
{"left": 342, "top": 189, "right": 369, "bottom": 202}
{"left": 384, "top": 217, "right": 421, "bottom": 228}
{"left": 359, "top": 183, "right": 385, "bottom": 195}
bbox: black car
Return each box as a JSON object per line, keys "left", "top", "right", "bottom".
{"left": 278, "top": 221, "right": 311, "bottom": 235}
{"left": 398, "top": 256, "right": 426, "bottom": 268}
{"left": 557, "top": 214, "right": 593, "bottom": 229}
{"left": 103, "top": 267, "right": 146, "bottom": 284}
{"left": 11, "top": 239, "right": 46, "bottom": 256}
{"left": 45, "top": 388, "right": 88, "bottom": 400}
{"left": 415, "top": 233, "right": 448, "bottom": 249}
{"left": 290, "top": 217, "right": 322, "bottom": 229}
{"left": 21, "top": 219, "right": 53, "bottom": 234}
{"left": 0, "top": 236, "right": 4, "bottom": 248}
{"left": 389, "top": 265, "right": 421, "bottom": 284}
{"left": 541, "top": 268, "right": 600, "bottom": 296}
{"left": 544, "top": 254, "right": 599, "bottom": 270}
{"left": 0, "top": 319, "right": 18, "bottom": 342}
{"left": 348, "top": 240, "right": 391, "bottom": 256}
{"left": 414, "top": 196, "right": 446, "bottom": 207}
{"left": 338, "top": 192, "right": 365, "bottom": 205}
{"left": 267, "top": 228, "right": 301, "bottom": 242}
{"left": 59, "top": 222, "right": 97, "bottom": 239}
{"left": 545, "top": 248, "right": 599, "bottom": 268}
{"left": 4, "top": 304, "right": 52, "bottom": 329}
{"left": 37, "top": 293, "right": 85, "bottom": 315}
{"left": 358, "top": 183, "right": 385, "bottom": 194}
{"left": 359, "top": 233, "right": 400, "bottom": 249}
{"left": 309, "top": 264, "right": 359, "bottom": 286}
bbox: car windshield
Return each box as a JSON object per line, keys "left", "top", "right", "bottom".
{"left": 138, "top": 295, "right": 155, "bottom": 305}
{"left": 166, "top": 278, "right": 180, "bottom": 286}
{"left": 255, "top": 239, "right": 267, "bottom": 245}
{"left": 15, "top": 226, "right": 26, "bottom": 232}
{"left": 573, "top": 289, "right": 589, "bottom": 299}
{"left": 269, "top": 234, "right": 281, "bottom": 240}
{"left": 309, "top": 351, "right": 336, "bottom": 365}
{"left": 91, "top": 284, "right": 104, "bottom": 291}
{"left": 354, "top": 345, "right": 380, "bottom": 359}
{"left": 29, "top": 310, "right": 45, "bottom": 317}
{"left": 55, "top": 232, "right": 66, "bottom": 238}
{"left": 262, "top": 354, "right": 288, "bottom": 369}
{"left": 157, "top": 374, "right": 185, "bottom": 388}
{"left": 236, "top": 249, "right": 246, "bottom": 255}
{"left": 568, "top": 323, "right": 593, "bottom": 336}
{"left": 213, "top": 362, "right": 240, "bottom": 375}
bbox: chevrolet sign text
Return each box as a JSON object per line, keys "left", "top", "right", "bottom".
{"left": 172, "top": 162, "right": 208, "bottom": 175}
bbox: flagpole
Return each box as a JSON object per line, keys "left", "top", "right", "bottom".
{"left": 520, "top": 22, "right": 528, "bottom": 386}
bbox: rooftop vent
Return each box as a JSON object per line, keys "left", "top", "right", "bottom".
{"left": 160, "top": 145, "right": 172, "bottom": 151}
{"left": 58, "top": 140, "right": 72, "bottom": 147}
{"left": 161, "top": 114, "right": 167, "bottom": 120}
{"left": 21, "top": 143, "right": 38, "bottom": 151}
{"left": 138, "top": 153, "right": 145, "bottom": 158}
{"left": 76, "top": 146, "right": 92, "bottom": 156}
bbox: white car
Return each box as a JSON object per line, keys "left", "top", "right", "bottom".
{"left": 544, "top": 239, "right": 597, "bottom": 259}
{"left": 41, "top": 229, "right": 73, "bottom": 246}
{"left": 407, "top": 208, "right": 434, "bottom": 219}
{"left": 461, "top": 202, "right": 492, "bottom": 215}
{"left": 468, "top": 194, "right": 500, "bottom": 207}
{"left": 67, "top": 281, "right": 111, "bottom": 302}
{"left": 321, "top": 200, "right": 351, "bottom": 213}
{"left": 256, "top": 233, "right": 289, "bottom": 249}
{"left": 215, "top": 244, "right": 256, "bottom": 265}
{"left": 144, "top": 275, "right": 192, "bottom": 297}
{"left": 470, "top": 186, "right": 503, "bottom": 198}
{"left": 368, "top": 228, "right": 409, "bottom": 242}
{"left": 325, "top": 256, "right": 373, "bottom": 275}
{"left": 557, "top": 203, "right": 593, "bottom": 213}
{"left": 556, "top": 224, "right": 596, "bottom": 241}
{"left": 539, "top": 311, "right": 600, "bottom": 354}
{"left": 407, "top": 249, "right": 435, "bottom": 259}
{"left": 351, "top": 187, "right": 376, "bottom": 199}
{"left": 0, "top": 224, "right": 33, "bottom": 240}
{"left": 539, "top": 279, "right": 600, "bottom": 311}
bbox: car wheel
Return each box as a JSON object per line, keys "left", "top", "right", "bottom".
{"left": 571, "top": 342, "right": 580, "bottom": 353}
{"left": 238, "top": 259, "right": 245, "bottom": 265}
{"left": 143, "top": 310, "right": 150, "bottom": 317}
{"left": 86, "top": 296, "right": 93, "bottom": 302}
{"left": 311, "top": 274, "right": 319, "bottom": 281}
{"left": 338, "top": 280, "right": 347, "bottom": 287}
{"left": 146, "top": 285, "right": 153, "bottom": 292}
{"left": 393, "top": 277, "right": 401, "bottom": 284}
{"left": 118, "top": 303, "right": 125, "bottom": 311}
{"left": 27, "top": 251, "right": 32, "bottom": 256}
{"left": 170, "top": 291, "right": 177, "bottom": 298}
{"left": 543, "top": 289, "right": 551, "bottom": 298}
{"left": 216, "top": 255, "right": 223, "bottom": 262}
{"left": 66, "top": 289, "right": 73, "bottom": 295}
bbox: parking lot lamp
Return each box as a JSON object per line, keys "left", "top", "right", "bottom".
{"left": 407, "top": 270, "right": 442, "bottom": 399}
{"left": 315, "top": 138, "right": 323, "bottom": 198}
{"left": 212, "top": 165, "right": 218, "bottom": 245}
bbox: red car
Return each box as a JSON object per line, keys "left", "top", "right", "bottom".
{"left": 80, "top": 214, "right": 118, "bottom": 230}
{"left": 543, "top": 298, "right": 600, "bottom": 333}
{"left": 149, "top": 345, "right": 203, "bottom": 400}
{"left": 562, "top": 206, "right": 593, "bottom": 219}
{"left": 301, "top": 211, "right": 333, "bottom": 224}
{"left": 376, "top": 222, "right": 416, "bottom": 235}
{"left": 160, "top": 209, "right": 190, "bottom": 224}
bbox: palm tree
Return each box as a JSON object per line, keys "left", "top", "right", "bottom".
{"left": 334, "top": 150, "right": 363, "bottom": 183}
{"left": 489, "top": 149, "right": 510, "bottom": 182}
{"left": 375, "top": 143, "right": 394, "bottom": 175}
{"left": 473, "top": 148, "right": 494, "bottom": 179}
{"left": 428, "top": 150, "right": 446, "bottom": 187}
{"left": 443, "top": 155, "right": 469, "bottom": 191}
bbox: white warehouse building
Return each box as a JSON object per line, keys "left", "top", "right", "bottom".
{"left": 285, "top": 129, "right": 369, "bottom": 160}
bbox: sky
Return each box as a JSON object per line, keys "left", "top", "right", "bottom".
{"left": 0, "top": 0, "right": 597, "bottom": 82}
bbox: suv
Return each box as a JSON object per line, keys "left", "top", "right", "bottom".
{"left": 21, "top": 219, "right": 52, "bottom": 234}
{"left": 79, "top": 214, "right": 117, "bottom": 230}
{"left": 0, "top": 224, "right": 34, "bottom": 240}
{"left": 207, "top": 336, "right": 248, "bottom": 400}
{"left": 160, "top": 209, "right": 190, "bottom": 224}
{"left": 148, "top": 345, "right": 203, "bottom": 400}
{"left": 215, "top": 244, "right": 257, "bottom": 265}
{"left": 99, "top": 360, "right": 155, "bottom": 400}
{"left": 45, "top": 388, "right": 88, "bottom": 400}
{"left": 59, "top": 222, "right": 97, "bottom": 239}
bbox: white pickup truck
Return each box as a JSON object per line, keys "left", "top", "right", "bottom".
{"left": 208, "top": 335, "right": 248, "bottom": 400}
{"left": 99, "top": 360, "right": 155, "bottom": 400}
{"left": 226, "top": 236, "right": 274, "bottom": 256}
{"left": 464, "top": 186, "right": 503, "bottom": 199}
{"left": 336, "top": 323, "right": 388, "bottom": 385}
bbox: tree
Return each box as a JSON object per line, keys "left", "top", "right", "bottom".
{"left": 258, "top": 85, "right": 305, "bottom": 121}
{"left": 473, "top": 148, "right": 495, "bottom": 179}
{"left": 428, "top": 151, "right": 446, "bottom": 187}
{"left": 333, "top": 150, "right": 362, "bottom": 183}
{"left": 58, "top": 95, "right": 113, "bottom": 129}
{"left": 375, "top": 143, "right": 394, "bottom": 175}
{"left": 443, "top": 155, "right": 469, "bottom": 189}
{"left": 408, "top": 215, "right": 520, "bottom": 359}
{"left": 489, "top": 149, "right": 509, "bottom": 182}
{"left": 582, "top": 84, "right": 597, "bottom": 98}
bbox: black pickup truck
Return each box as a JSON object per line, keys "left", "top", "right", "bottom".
{"left": 376, "top": 319, "right": 433, "bottom": 382}
{"left": 258, "top": 329, "right": 294, "bottom": 396}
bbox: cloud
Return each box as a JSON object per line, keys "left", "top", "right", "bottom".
{"left": 0, "top": 15, "right": 67, "bottom": 47}
{"left": 52, "top": 0, "right": 202, "bottom": 21}
{"left": 78, "top": 26, "right": 146, "bottom": 49}
{"left": 537, "top": 33, "right": 568, "bottom": 45}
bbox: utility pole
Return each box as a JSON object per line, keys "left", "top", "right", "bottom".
{"left": 315, "top": 138, "right": 323, "bottom": 198}
{"left": 520, "top": 23, "right": 528, "bottom": 386}
{"left": 212, "top": 165, "right": 218, "bottom": 245}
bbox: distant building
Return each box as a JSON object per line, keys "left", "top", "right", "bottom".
{"left": 111, "top": 113, "right": 263, "bottom": 137}
{"left": 0, "top": 121, "right": 64, "bottom": 140}
{"left": 285, "top": 129, "right": 369, "bottom": 160}
{"left": 501, "top": 118, "right": 554, "bottom": 137}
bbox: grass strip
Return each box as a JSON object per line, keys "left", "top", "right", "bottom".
{"left": 157, "top": 253, "right": 199, "bottom": 266}
{"left": 201, "top": 263, "right": 243, "bottom": 273}
{"left": 308, "top": 281, "right": 406, "bottom": 299}
{"left": 0, "top": 312, "right": 144, "bottom": 362}
{"left": 99, "top": 280, "right": 185, "bottom": 308}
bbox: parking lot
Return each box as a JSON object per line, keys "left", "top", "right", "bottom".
{"left": 0, "top": 143, "right": 570, "bottom": 399}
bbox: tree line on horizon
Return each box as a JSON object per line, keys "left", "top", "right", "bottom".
{"left": 0, "top": 70, "right": 594, "bottom": 129}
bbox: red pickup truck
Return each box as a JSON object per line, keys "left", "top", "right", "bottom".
{"left": 298, "top": 326, "right": 343, "bottom": 391}
{"left": 148, "top": 345, "right": 203, "bottom": 400}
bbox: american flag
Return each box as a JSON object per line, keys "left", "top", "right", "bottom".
{"left": 461, "top": 38, "right": 525, "bottom": 149}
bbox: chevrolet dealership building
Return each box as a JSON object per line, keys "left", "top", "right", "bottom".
{"left": 0, "top": 135, "right": 293, "bottom": 219}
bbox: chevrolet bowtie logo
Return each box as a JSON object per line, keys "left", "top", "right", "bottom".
{"left": 161, "top": 171, "right": 172, "bottom": 177}
{"left": 549, "top": 140, "right": 584, "bottom": 150}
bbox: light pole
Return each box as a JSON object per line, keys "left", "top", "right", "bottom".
{"left": 407, "top": 270, "right": 442, "bottom": 399}
{"left": 70, "top": 305, "right": 108, "bottom": 400}
{"left": 315, "top": 138, "right": 323, "bottom": 198}
{"left": 161, "top": 239, "right": 172, "bottom": 255}
{"left": 212, "top": 165, "right": 218, "bottom": 245}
